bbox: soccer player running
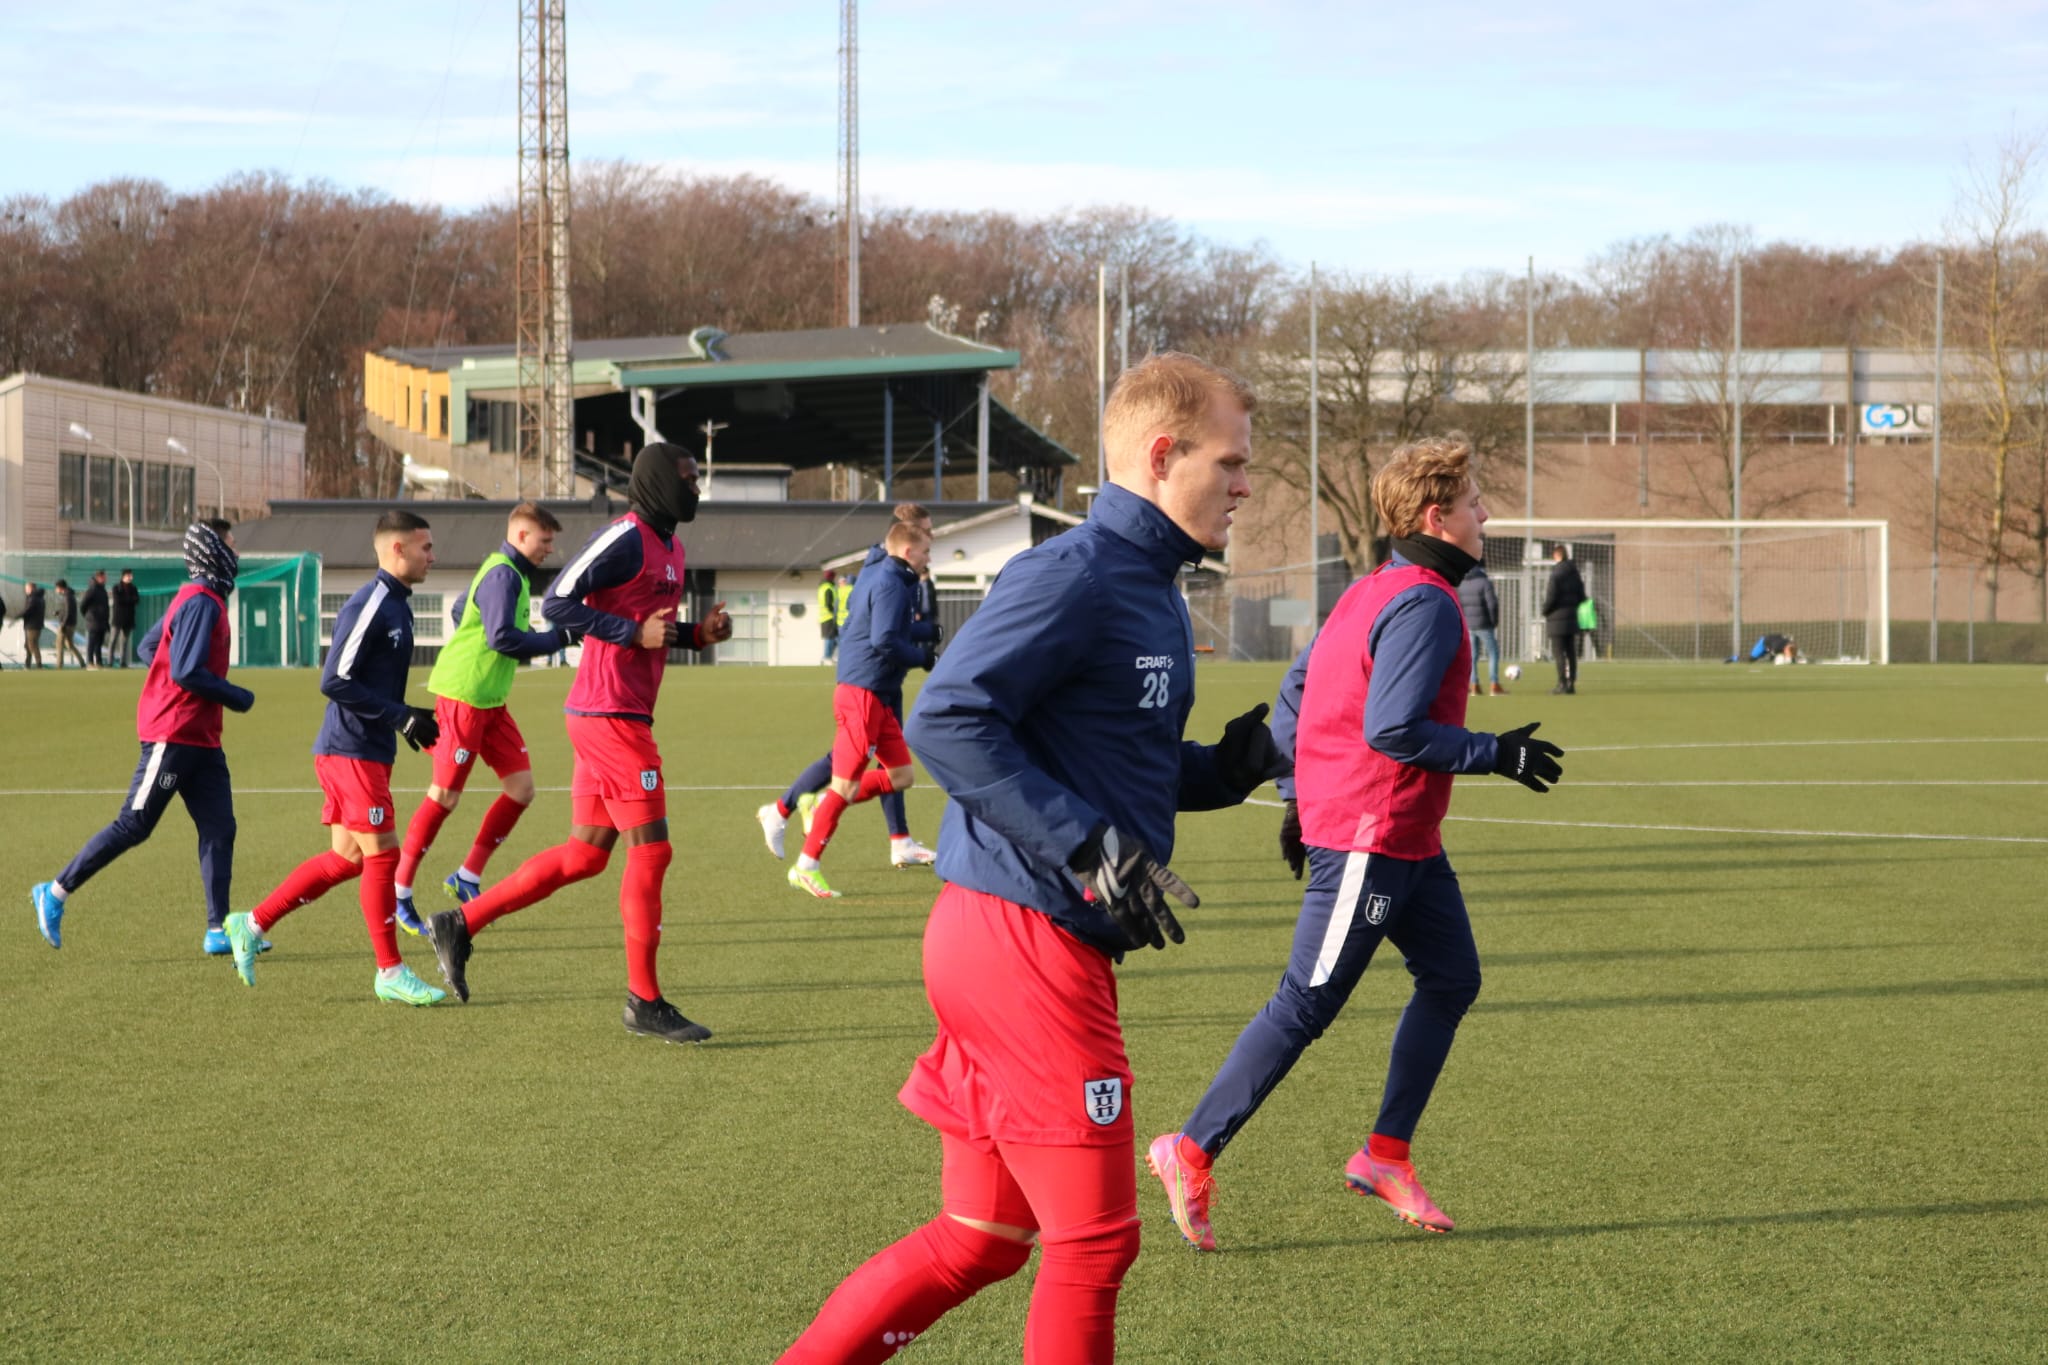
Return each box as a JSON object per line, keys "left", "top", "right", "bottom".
{"left": 31, "top": 522, "right": 255, "bottom": 954}
{"left": 756, "top": 501, "right": 938, "bottom": 871}
{"left": 1147, "top": 435, "right": 1565, "bottom": 1250}
{"left": 424, "top": 443, "right": 732, "bottom": 1045}
{"left": 778, "top": 353, "right": 1289, "bottom": 1364}
{"left": 391, "top": 501, "right": 572, "bottom": 934}
{"left": 783, "top": 520, "right": 937, "bottom": 900}
{"left": 221, "top": 509, "right": 447, "bottom": 1006}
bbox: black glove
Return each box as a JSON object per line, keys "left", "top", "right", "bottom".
{"left": 399, "top": 706, "right": 441, "bottom": 753}
{"left": 1069, "top": 823, "right": 1201, "bottom": 952}
{"left": 919, "top": 645, "right": 938, "bottom": 672}
{"left": 1279, "top": 798, "right": 1305, "bottom": 880}
{"left": 1492, "top": 721, "right": 1564, "bottom": 793}
{"left": 930, "top": 618, "right": 945, "bottom": 647}
{"left": 227, "top": 687, "right": 256, "bottom": 715}
{"left": 555, "top": 626, "right": 582, "bottom": 648}
{"left": 1216, "top": 702, "right": 1293, "bottom": 793}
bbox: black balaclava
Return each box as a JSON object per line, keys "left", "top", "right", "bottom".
{"left": 184, "top": 522, "right": 240, "bottom": 596}
{"left": 1391, "top": 533, "right": 1478, "bottom": 587}
{"left": 630, "top": 442, "right": 699, "bottom": 535}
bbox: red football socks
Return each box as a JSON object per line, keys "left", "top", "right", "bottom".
{"left": 462, "top": 838, "right": 611, "bottom": 935}
{"left": 359, "top": 849, "right": 403, "bottom": 969}
{"left": 396, "top": 798, "right": 453, "bottom": 889}
{"left": 777, "top": 1216, "right": 1032, "bottom": 1364}
{"left": 799, "top": 771, "right": 894, "bottom": 861}
{"left": 801, "top": 791, "right": 849, "bottom": 861}
{"left": 1177, "top": 1135, "right": 1213, "bottom": 1170}
{"left": 1367, "top": 1133, "right": 1411, "bottom": 1163}
{"left": 464, "top": 793, "right": 528, "bottom": 876}
{"left": 251, "top": 850, "right": 361, "bottom": 932}
{"left": 622, "top": 840, "right": 671, "bottom": 1001}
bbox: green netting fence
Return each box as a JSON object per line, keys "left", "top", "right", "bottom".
{"left": 0, "top": 553, "right": 322, "bottom": 668}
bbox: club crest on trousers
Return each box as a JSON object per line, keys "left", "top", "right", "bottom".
{"left": 1365, "top": 893, "right": 1391, "bottom": 926}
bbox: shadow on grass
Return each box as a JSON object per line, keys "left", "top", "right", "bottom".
{"left": 1231, "top": 1196, "right": 2048, "bottom": 1253}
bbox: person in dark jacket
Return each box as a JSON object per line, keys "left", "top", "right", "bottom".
{"left": 81, "top": 571, "right": 111, "bottom": 669}
{"left": 1149, "top": 434, "right": 1564, "bottom": 1251}
{"left": 110, "top": 569, "right": 141, "bottom": 668}
{"left": 779, "top": 352, "right": 1288, "bottom": 1363}
{"left": 783, "top": 520, "right": 938, "bottom": 899}
{"left": 20, "top": 583, "right": 46, "bottom": 669}
{"left": 222, "top": 509, "right": 446, "bottom": 1006}
{"left": 1539, "top": 543, "right": 1587, "bottom": 694}
{"left": 758, "top": 502, "right": 938, "bottom": 869}
{"left": 51, "top": 579, "right": 84, "bottom": 669}
{"left": 30, "top": 523, "right": 256, "bottom": 954}
{"left": 1458, "top": 560, "right": 1504, "bottom": 695}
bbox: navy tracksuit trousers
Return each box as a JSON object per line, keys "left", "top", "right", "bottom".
{"left": 57, "top": 742, "right": 237, "bottom": 928}
{"left": 1182, "top": 842, "right": 1481, "bottom": 1157}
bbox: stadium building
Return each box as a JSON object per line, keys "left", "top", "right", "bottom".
{"left": 360, "top": 323, "right": 1076, "bottom": 505}
{"left": 0, "top": 372, "right": 306, "bottom": 556}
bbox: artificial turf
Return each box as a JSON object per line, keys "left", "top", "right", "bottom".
{"left": 2, "top": 660, "right": 2044, "bottom": 1361}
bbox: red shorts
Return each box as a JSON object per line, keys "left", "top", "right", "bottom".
{"left": 900, "top": 883, "right": 1132, "bottom": 1149}
{"left": 565, "top": 713, "right": 666, "bottom": 830}
{"left": 429, "top": 696, "right": 531, "bottom": 791}
{"left": 831, "top": 683, "right": 911, "bottom": 779}
{"left": 315, "top": 754, "right": 396, "bottom": 834}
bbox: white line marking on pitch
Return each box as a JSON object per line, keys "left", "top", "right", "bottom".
{"left": 1242, "top": 797, "right": 2048, "bottom": 844}
{"left": 1572, "top": 736, "right": 2048, "bottom": 752}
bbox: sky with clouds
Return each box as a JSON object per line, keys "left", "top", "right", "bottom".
{"left": 8, "top": 0, "right": 2047, "bottom": 277}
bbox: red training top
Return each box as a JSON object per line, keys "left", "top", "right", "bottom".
{"left": 137, "top": 583, "right": 233, "bottom": 748}
{"left": 1295, "top": 563, "right": 1471, "bottom": 858}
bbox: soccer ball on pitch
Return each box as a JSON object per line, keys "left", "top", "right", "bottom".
{"left": 1504, "top": 664, "right": 1522, "bottom": 682}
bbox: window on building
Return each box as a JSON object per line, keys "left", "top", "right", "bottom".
{"left": 88, "top": 456, "right": 115, "bottom": 524}
{"left": 59, "top": 452, "right": 86, "bottom": 519}
{"left": 144, "top": 462, "right": 170, "bottom": 528}
{"left": 170, "top": 467, "right": 195, "bottom": 526}
{"left": 439, "top": 395, "right": 449, "bottom": 437}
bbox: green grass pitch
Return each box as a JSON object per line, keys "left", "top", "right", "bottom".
{"left": 3, "top": 660, "right": 2045, "bottom": 1361}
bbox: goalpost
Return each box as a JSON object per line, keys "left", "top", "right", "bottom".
{"left": 1479, "top": 519, "right": 1890, "bottom": 665}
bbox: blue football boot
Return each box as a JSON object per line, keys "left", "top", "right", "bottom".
{"left": 31, "top": 883, "right": 64, "bottom": 949}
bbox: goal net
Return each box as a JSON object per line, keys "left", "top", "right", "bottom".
{"left": 1478, "top": 519, "right": 1890, "bottom": 665}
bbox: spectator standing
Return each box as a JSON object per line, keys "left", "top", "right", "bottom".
{"left": 110, "top": 569, "right": 141, "bottom": 668}
{"left": 1539, "top": 544, "right": 1586, "bottom": 695}
{"left": 817, "top": 568, "right": 842, "bottom": 663}
{"left": 52, "top": 579, "right": 84, "bottom": 670}
{"left": 1458, "top": 561, "right": 1505, "bottom": 696}
{"left": 20, "top": 583, "right": 47, "bottom": 669}
{"left": 81, "top": 570, "right": 111, "bottom": 669}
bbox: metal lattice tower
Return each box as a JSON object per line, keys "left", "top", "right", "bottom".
{"left": 516, "top": 0, "right": 575, "bottom": 495}
{"left": 835, "top": 0, "right": 860, "bottom": 328}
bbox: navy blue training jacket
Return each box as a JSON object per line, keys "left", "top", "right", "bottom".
{"left": 837, "top": 553, "right": 936, "bottom": 696}
{"left": 315, "top": 569, "right": 417, "bottom": 764}
{"left": 907, "top": 482, "right": 1245, "bottom": 955}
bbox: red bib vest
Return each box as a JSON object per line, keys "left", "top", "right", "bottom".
{"left": 137, "top": 583, "right": 233, "bottom": 748}
{"left": 566, "top": 513, "right": 687, "bottom": 719}
{"left": 1296, "top": 563, "right": 1471, "bottom": 859}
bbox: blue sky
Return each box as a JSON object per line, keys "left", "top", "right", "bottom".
{"left": 8, "top": 0, "right": 2046, "bottom": 277}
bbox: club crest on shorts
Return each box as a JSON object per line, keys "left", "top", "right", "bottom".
{"left": 1364, "top": 893, "right": 1391, "bottom": 926}
{"left": 1084, "top": 1077, "right": 1124, "bottom": 1127}
{"left": 455, "top": 747, "right": 473, "bottom": 766}
{"left": 639, "top": 769, "right": 659, "bottom": 792}
{"left": 368, "top": 806, "right": 386, "bottom": 827}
